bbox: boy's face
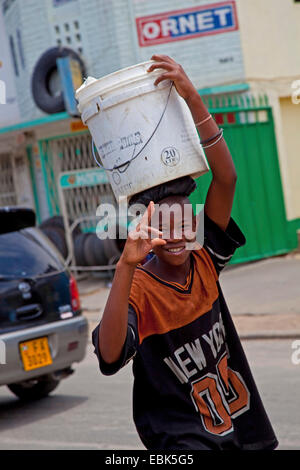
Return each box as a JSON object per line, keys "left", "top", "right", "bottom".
{"left": 151, "top": 195, "right": 197, "bottom": 266}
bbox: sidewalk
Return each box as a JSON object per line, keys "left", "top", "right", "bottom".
{"left": 221, "top": 253, "right": 300, "bottom": 338}
{"left": 78, "top": 253, "right": 300, "bottom": 341}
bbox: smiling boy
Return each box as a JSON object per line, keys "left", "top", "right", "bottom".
{"left": 92, "top": 55, "right": 278, "bottom": 450}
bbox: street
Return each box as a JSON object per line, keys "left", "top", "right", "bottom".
{"left": 0, "top": 0, "right": 300, "bottom": 456}
{"left": 0, "top": 338, "right": 299, "bottom": 450}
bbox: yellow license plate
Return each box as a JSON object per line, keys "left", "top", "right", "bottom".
{"left": 19, "top": 337, "right": 53, "bottom": 371}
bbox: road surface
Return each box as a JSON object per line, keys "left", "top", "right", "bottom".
{"left": 0, "top": 339, "right": 299, "bottom": 450}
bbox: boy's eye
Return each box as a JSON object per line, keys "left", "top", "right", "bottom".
{"left": 156, "top": 223, "right": 192, "bottom": 233}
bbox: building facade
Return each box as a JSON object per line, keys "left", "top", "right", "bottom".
{"left": 236, "top": 0, "right": 300, "bottom": 223}
{"left": 0, "top": 0, "right": 299, "bottom": 262}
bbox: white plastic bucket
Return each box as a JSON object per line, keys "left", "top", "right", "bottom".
{"left": 75, "top": 61, "right": 209, "bottom": 200}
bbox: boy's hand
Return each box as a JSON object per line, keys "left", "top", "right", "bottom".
{"left": 147, "top": 54, "right": 198, "bottom": 103}
{"left": 119, "top": 201, "right": 166, "bottom": 267}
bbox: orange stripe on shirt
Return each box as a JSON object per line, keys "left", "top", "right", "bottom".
{"left": 129, "top": 249, "right": 219, "bottom": 345}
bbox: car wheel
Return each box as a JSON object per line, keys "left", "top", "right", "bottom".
{"left": 7, "top": 377, "right": 60, "bottom": 401}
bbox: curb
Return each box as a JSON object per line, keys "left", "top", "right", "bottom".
{"left": 240, "top": 330, "right": 300, "bottom": 340}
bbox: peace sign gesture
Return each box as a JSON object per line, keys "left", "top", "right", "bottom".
{"left": 120, "top": 201, "right": 166, "bottom": 267}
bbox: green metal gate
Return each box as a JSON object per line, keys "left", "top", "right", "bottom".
{"left": 189, "top": 94, "right": 298, "bottom": 263}
{"left": 0, "top": 152, "right": 17, "bottom": 206}
{"left": 38, "top": 133, "right": 115, "bottom": 231}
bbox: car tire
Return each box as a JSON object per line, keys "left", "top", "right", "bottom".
{"left": 31, "top": 46, "right": 85, "bottom": 114}
{"left": 7, "top": 377, "right": 60, "bottom": 401}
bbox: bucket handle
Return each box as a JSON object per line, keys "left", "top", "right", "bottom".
{"left": 91, "top": 82, "right": 174, "bottom": 173}
{"left": 82, "top": 81, "right": 170, "bottom": 124}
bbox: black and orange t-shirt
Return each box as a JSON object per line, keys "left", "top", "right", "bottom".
{"left": 92, "top": 214, "right": 278, "bottom": 450}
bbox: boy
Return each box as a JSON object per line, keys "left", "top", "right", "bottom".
{"left": 92, "top": 55, "right": 278, "bottom": 450}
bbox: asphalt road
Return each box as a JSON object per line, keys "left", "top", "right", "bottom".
{"left": 0, "top": 339, "right": 299, "bottom": 450}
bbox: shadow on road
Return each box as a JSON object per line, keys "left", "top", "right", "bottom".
{"left": 0, "top": 393, "right": 88, "bottom": 431}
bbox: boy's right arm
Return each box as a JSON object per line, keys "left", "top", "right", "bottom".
{"left": 98, "top": 259, "right": 136, "bottom": 364}
{"left": 98, "top": 201, "right": 166, "bottom": 365}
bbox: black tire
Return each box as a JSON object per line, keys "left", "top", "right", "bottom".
{"left": 40, "top": 215, "right": 81, "bottom": 238}
{"left": 102, "top": 238, "right": 121, "bottom": 263}
{"left": 74, "top": 232, "right": 88, "bottom": 266}
{"left": 41, "top": 226, "right": 68, "bottom": 258}
{"left": 84, "top": 233, "right": 108, "bottom": 266}
{"left": 91, "top": 234, "right": 108, "bottom": 266}
{"left": 7, "top": 377, "right": 60, "bottom": 401}
{"left": 83, "top": 233, "right": 97, "bottom": 266}
{"left": 31, "top": 47, "right": 86, "bottom": 114}
{"left": 101, "top": 223, "right": 127, "bottom": 262}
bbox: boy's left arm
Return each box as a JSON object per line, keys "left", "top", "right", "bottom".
{"left": 148, "top": 55, "right": 237, "bottom": 231}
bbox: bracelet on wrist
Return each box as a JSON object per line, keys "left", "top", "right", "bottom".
{"left": 201, "top": 128, "right": 224, "bottom": 149}
{"left": 194, "top": 114, "right": 212, "bottom": 127}
{"left": 200, "top": 128, "right": 223, "bottom": 145}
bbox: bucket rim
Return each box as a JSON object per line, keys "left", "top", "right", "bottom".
{"left": 96, "top": 59, "right": 155, "bottom": 81}
{"left": 75, "top": 60, "right": 161, "bottom": 105}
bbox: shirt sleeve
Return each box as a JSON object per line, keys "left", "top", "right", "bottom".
{"left": 203, "top": 212, "right": 246, "bottom": 275}
{"left": 91, "top": 305, "right": 138, "bottom": 376}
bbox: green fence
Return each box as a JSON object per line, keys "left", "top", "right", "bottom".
{"left": 189, "top": 94, "right": 298, "bottom": 264}
{"left": 37, "top": 133, "right": 115, "bottom": 231}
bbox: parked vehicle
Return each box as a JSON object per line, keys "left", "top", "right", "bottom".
{"left": 0, "top": 207, "right": 88, "bottom": 400}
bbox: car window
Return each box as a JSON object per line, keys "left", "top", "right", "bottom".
{"left": 0, "top": 228, "right": 64, "bottom": 277}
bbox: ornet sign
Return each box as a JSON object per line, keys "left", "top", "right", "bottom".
{"left": 136, "top": 1, "right": 238, "bottom": 47}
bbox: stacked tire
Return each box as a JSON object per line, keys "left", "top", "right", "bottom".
{"left": 39, "top": 215, "right": 80, "bottom": 259}
{"left": 40, "top": 216, "right": 125, "bottom": 267}
{"left": 73, "top": 232, "right": 123, "bottom": 267}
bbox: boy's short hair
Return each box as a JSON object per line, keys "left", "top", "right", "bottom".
{"left": 128, "top": 176, "right": 196, "bottom": 207}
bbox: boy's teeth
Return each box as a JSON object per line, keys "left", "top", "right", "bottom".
{"left": 167, "top": 247, "right": 183, "bottom": 252}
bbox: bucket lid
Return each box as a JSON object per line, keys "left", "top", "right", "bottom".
{"left": 75, "top": 60, "right": 161, "bottom": 112}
